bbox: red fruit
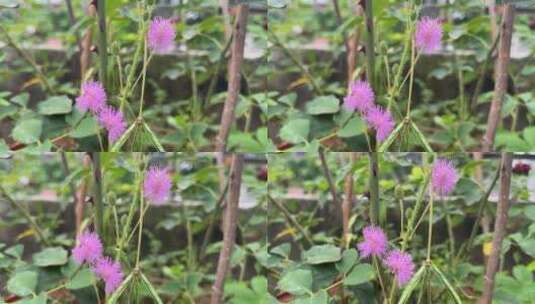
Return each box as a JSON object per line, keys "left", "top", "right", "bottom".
{"left": 257, "top": 165, "right": 268, "bottom": 181}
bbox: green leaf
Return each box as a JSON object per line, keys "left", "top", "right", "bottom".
{"left": 37, "top": 95, "right": 72, "bottom": 115}
{"left": 279, "top": 119, "right": 310, "bottom": 144}
{"left": 302, "top": 244, "right": 341, "bottom": 264}
{"left": 305, "top": 96, "right": 340, "bottom": 115}
{"left": 7, "top": 270, "right": 38, "bottom": 296}
{"left": 335, "top": 249, "right": 358, "bottom": 273}
{"left": 337, "top": 116, "right": 365, "bottom": 138}
{"left": 277, "top": 269, "right": 312, "bottom": 295}
{"left": 344, "top": 263, "right": 374, "bottom": 286}
{"left": 33, "top": 247, "right": 68, "bottom": 267}
{"left": 70, "top": 116, "right": 98, "bottom": 138}
{"left": 12, "top": 117, "right": 42, "bottom": 144}
{"left": 11, "top": 93, "right": 29, "bottom": 107}
{"left": 523, "top": 127, "right": 535, "bottom": 147}
{"left": 66, "top": 268, "right": 95, "bottom": 289}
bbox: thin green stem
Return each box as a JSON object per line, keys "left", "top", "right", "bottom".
{"left": 426, "top": 193, "right": 435, "bottom": 262}
{"left": 91, "top": 153, "right": 104, "bottom": 237}
{"left": 0, "top": 185, "right": 49, "bottom": 245}
{"left": 97, "top": 0, "right": 108, "bottom": 86}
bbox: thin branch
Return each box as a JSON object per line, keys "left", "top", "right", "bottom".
{"left": 80, "top": 3, "right": 97, "bottom": 80}
{"left": 455, "top": 163, "right": 500, "bottom": 262}
{"left": 216, "top": 4, "right": 249, "bottom": 153}
{"left": 76, "top": 154, "right": 92, "bottom": 236}
{"left": 268, "top": 195, "right": 314, "bottom": 247}
{"left": 318, "top": 149, "right": 338, "bottom": 206}
{"left": 479, "top": 152, "right": 513, "bottom": 304}
{"left": 0, "top": 25, "right": 53, "bottom": 92}
{"left": 0, "top": 185, "right": 49, "bottom": 245}
{"left": 342, "top": 153, "right": 358, "bottom": 248}
{"left": 210, "top": 154, "right": 244, "bottom": 304}
{"left": 482, "top": 5, "right": 515, "bottom": 152}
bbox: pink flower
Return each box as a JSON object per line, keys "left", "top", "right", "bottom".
{"left": 72, "top": 231, "right": 103, "bottom": 265}
{"left": 92, "top": 257, "right": 124, "bottom": 295}
{"left": 415, "top": 17, "right": 443, "bottom": 54}
{"left": 431, "top": 159, "right": 458, "bottom": 196}
{"left": 365, "top": 106, "right": 395, "bottom": 142}
{"left": 147, "top": 17, "right": 176, "bottom": 54}
{"left": 383, "top": 250, "right": 415, "bottom": 286}
{"left": 357, "top": 226, "right": 388, "bottom": 258}
{"left": 97, "top": 106, "right": 126, "bottom": 143}
{"left": 76, "top": 81, "right": 107, "bottom": 114}
{"left": 344, "top": 80, "right": 375, "bottom": 113}
{"left": 144, "top": 166, "right": 172, "bottom": 205}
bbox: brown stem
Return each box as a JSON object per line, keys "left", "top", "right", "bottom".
{"left": 342, "top": 153, "right": 358, "bottom": 248}
{"left": 80, "top": 3, "right": 97, "bottom": 80}
{"left": 479, "top": 152, "right": 513, "bottom": 304}
{"left": 75, "top": 154, "right": 92, "bottom": 235}
{"left": 216, "top": 4, "right": 249, "bottom": 153}
{"left": 481, "top": 4, "right": 514, "bottom": 152}
{"left": 346, "top": 5, "right": 363, "bottom": 85}
{"left": 210, "top": 154, "right": 244, "bottom": 304}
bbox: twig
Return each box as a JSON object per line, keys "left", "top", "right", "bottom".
{"left": 210, "top": 154, "right": 244, "bottom": 304}
{"left": 318, "top": 149, "right": 338, "bottom": 206}
{"left": 267, "top": 30, "right": 322, "bottom": 95}
{"left": 215, "top": 4, "right": 249, "bottom": 153}
{"left": 0, "top": 25, "right": 53, "bottom": 92}
{"left": 0, "top": 185, "right": 49, "bottom": 245}
{"left": 75, "top": 154, "right": 92, "bottom": 235}
{"left": 268, "top": 195, "right": 314, "bottom": 246}
{"left": 482, "top": 5, "right": 515, "bottom": 152}
{"left": 479, "top": 152, "right": 513, "bottom": 304}
{"left": 80, "top": 3, "right": 97, "bottom": 80}
{"left": 469, "top": 31, "right": 500, "bottom": 113}
{"left": 60, "top": 152, "right": 77, "bottom": 204}
{"left": 342, "top": 153, "right": 357, "bottom": 248}
{"left": 455, "top": 164, "right": 500, "bottom": 262}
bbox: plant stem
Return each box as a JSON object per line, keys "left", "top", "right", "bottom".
{"left": 368, "top": 152, "right": 380, "bottom": 226}
{"left": 364, "top": 0, "right": 375, "bottom": 88}
{"left": 97, "top": 0, "right": 108, "bottom": 86}
{"left": 138, "top": 38, "right": 149, "bottom": 117}
{"left": 0, "top": 25, "right": 53, "bottom": 93}
{"left": 91, "top": 153, "right": 104, "bottom": 237}
{"left": 426, "top": 192, "right": 434, "bottom": 262}
{"left": 482, "top": 4, "right": 515, "bottom": 152}
{"left": 318, "top": 149, "right": 338, "bottom": 205}
{"left": 268, "top": 195, "right": 314, "bottom": 246}
{"left": 267, "top": 29, "right": 322, "bottom": 95}
{"left": 479, "top": 153, "right": 513, "bottom": 304}
{"left": 455, "top": 164, "right": 500, "bottom": 262}
{"left": 210, "top": 154, "right": 244, "bottom": 304}
{"left": 216, "top": 4, "right": 249, "bottom": 153}
{"left": 342, "top": 153, "right": 357, "bottom": 248}
{"left": 0, "top": 185, "right": 49, "bottom": 245}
